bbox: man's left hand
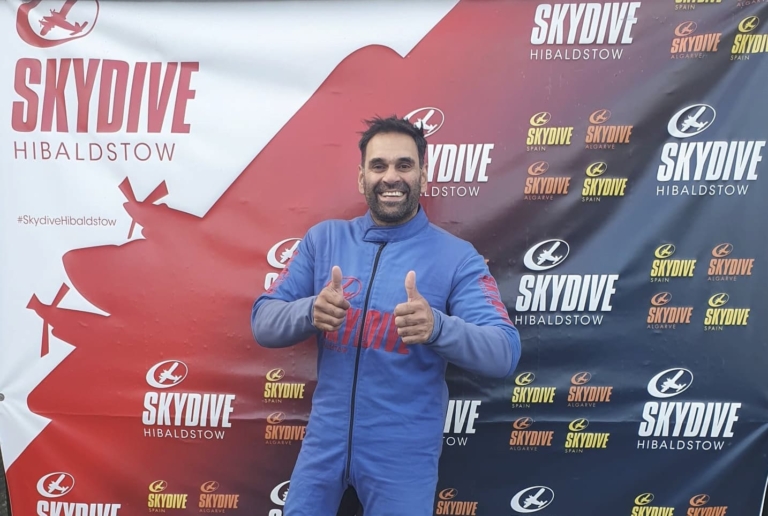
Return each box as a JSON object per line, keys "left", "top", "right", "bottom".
{"left": 394, "top": 271, "right": 434, "bottom": 345}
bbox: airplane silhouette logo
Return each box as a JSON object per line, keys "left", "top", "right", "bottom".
{"left": 675, "top": 22, "right": 697, "bottom": 38}
{"left": 648, "top": 368, "right": 693, "bottom": 398}
{"left": 668, "top": 104, "right": 716, "bottom": 139}
{"left": 511, "top": 486, "right": 554, "bottom": 513}
{"left": 146, "top": 360, "right": 189, "bottom": 389}
{"left": 36, "top": 472, "right": 75, "bottom": 498}
{"left": 589, "top": 109, "right": 611, "bottom": 125}
{"left": 405, "top": 107, "right": 445, "bottom": 138}
{"left": 523, "top": 239, "right": 570, "bottom": 271}
{"left": 17, "top": 0, "right": 100, "bottom": 48}
{"left": 571, "top": 372, "right": 592, "bottom": 385}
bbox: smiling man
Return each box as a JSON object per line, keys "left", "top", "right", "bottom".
{"left": 251, "top": 115, "right": 521, "bottom": 516}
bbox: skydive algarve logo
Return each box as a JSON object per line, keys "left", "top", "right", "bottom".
{"left": 657, "top": 103, "right": 765, "bottom": 197}
{"left": 523, "top": 161, "right": 571, "bottom": 200}
{"left": 707, "top": 243, "right": 755, "bottom": 281}
{"left": 265, "top": 411, "right": 306, "bottom": 445}
{"left": 670, "top": 21, "right": 722, "bottom": 59}
{"left": 404, "top": 106, "right": 494, "bottom": 198}
{"left": 647, "top": 292, "right": 693, "bottom": 330}
{"left": 630, "top": 493, "right": 674, "bottom": 516}
{"left": 511, "top": 486, "right": 554, "bottom": 513}
{"left": 434, "top": 488, "right": 479, "bottom": 516}
{"left": 731, "top": 16, "right": 768, "bottom": 60}
{"left": 638, "top": 368, "right": 742, "bottom": 451}
{"left": 529, "top": 2, "right": 641, "bottom": 60}
{"left": 36, "top": 472, "right": 122, "bottom": 516}
{"left": 515, "top": 239, "right": 619, "bottom": 326}
{"left": 584, "top": 109, "right": 634, "bottom": 149}
{"left": 198, "top": 481, "right": 241, "bottom": 512}
{"left": 509, "top": 417, "right": 555, "bottom": 451}
{"left": 567, "top": 371, "right": 613, "bottom": 407}
{"left": 17, "top": 0, "right": 100, "bottom": 48}
{"left": 687, "top": 494, "right": 729, "bottom": 516}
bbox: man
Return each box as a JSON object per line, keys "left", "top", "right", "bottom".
{"left": 251, "top": 115, "right": 521, "bottom": 515}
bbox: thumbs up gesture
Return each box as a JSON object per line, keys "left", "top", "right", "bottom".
{"left": 313, "top": 266, "right": 350, "bottom": 332}
{"left": 394, "top": 271, "right": 434, "bottom": 345}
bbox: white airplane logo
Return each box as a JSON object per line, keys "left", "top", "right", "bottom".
{"left": 680, "top": 106, "right": 709, "bottom": 133}
{"left": 536, "top": 242, "right": 564, "bottom": 267}
{"left": 659, "top": 370, "right": 687, "bottom": 393}
{"left": 413, "top": 109, "right": 437, "bottom": 134}
{"left": 46, "top": 474, "right": 71, "bottom": 495}
{"left": 279, "top": 240, "right": 300, "bottom": 264}
{"left": 157, "top": 362, "right": 181, "bottom": 384}
{"left": 523, "top": 488, "right": 548, "bottom": 508}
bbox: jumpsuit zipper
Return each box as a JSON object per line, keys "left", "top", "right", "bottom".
{"left": 345, "top": 242, "right": 386, "bottom": 482}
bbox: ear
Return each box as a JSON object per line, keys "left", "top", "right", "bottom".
{"left": 419, "top": 161, "right": 428, "bottom": 193}
{"left": 358, "top": 163, "right": 365, "bottom": 195}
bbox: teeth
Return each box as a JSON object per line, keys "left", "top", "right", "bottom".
{"left": 381, "top": 192, "right": 404, "bottom": 197}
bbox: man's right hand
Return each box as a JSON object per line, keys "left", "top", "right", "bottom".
{"left": 313, "top": 266, "right": 350, "bottom": 331}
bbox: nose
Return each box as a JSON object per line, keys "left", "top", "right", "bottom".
{"left": 382, "top": 164, "right": 400, "bottom": 184}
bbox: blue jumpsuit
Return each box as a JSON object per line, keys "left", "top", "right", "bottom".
{"left": 251, "top": 207, "right": 521, "bottom": 515}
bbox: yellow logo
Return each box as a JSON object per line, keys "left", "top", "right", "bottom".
{"left": 739, "top": 16, "right": 759, "bottom": 33}
{"left": 149, "top": 480, "right": 167, "bottom": 493}
{"left": 529, "top": 112, "right": 551, "bottom": 126}
{"left": 515, "top": 372, "right": 535, "bottom": 386}
{"left": 568, "top": 418, "right": 589, "bottom": 432}
{"left": 655, "top": 244, "right": 676, "bottom": 259}
{"left": 267, "top": 412, "right": 285, "bottom": 424}
{"left": 528, "top": 161, "right": 549, "bottom": 176}
{"left": 589, "top": 109, "right": 611, "bottom": 125}
{"left": 635, "top": 493, "right": 654, "bottom": 506}
{"left": 266, "top": 368, "right": 285, "bottom": 382}
{"left": 201, "top": 481, "right": 219, "bottom": 494}
{"left": 690, "top": 494, "right": 710, "bottom": 507}
{"left": 586, "top": 162, "right": 607, "bottom": 177}
{"left": 439, "top": 488, "right": 458, "bottom": 500}
{"left": 708, "top": 293, "right": 729, "bottom": 307}
{"left": 712, "top": 243, "right": 733, "bottom": 258}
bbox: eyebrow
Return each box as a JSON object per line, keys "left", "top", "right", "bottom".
{"left": 368, "top": 157, "right": 416, "bottom": 166}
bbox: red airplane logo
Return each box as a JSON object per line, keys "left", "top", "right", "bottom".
{"left": 39, "top": 1, "right": 89, "bottom": 36}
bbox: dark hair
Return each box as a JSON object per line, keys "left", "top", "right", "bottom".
{"left": 358, "top": 115, "right": 427, "bottom": 168}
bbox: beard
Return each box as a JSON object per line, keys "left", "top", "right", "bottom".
{"left": 364, "top": 177, "right": 421, "bottom": 225}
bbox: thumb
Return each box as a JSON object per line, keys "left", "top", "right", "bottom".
{"left": 331, "top": 266, "right": 343, "bottom": 292}
{"left": 405, "top": 270, "right": 420, "bottom": 301}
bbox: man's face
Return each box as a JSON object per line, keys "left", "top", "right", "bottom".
{"left": 358, "top": 132, "right": 426, "bottom": 226}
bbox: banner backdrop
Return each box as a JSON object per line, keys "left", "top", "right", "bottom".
{"left": 2, "top": 0, "right": 768, "bottom": 514}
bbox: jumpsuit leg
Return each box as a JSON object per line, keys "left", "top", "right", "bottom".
{"left": 283, "top": 436, "right": 347, "bottom": 516}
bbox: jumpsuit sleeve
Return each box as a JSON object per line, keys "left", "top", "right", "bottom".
{"left": 424, "top": 251, "right": 521, "bottom": 378}
{"left": 251, "top": 230, "right": 319, "bottom": 348}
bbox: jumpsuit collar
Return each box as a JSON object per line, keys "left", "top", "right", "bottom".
{"left": 361, "top": 205, "right": 429, "bottom": 243}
